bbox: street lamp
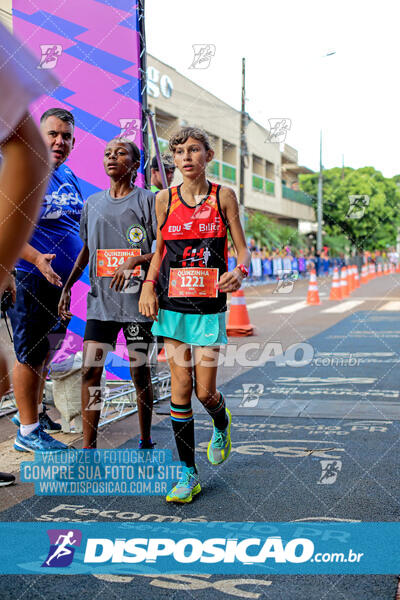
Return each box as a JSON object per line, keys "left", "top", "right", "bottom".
{"left": 316, "top": 51, "right": 336, "bottom": 254}
{"left": 317, "top": 129, "right": 323, "bottom": 252}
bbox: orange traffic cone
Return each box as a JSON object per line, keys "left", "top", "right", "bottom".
{"left": 354, "top": 267, "right": 360, "bottom": 288}
{"left": 306, "top": 269, "right": 321, "bottom": 305}
{"left": 377, "top": 263, "right": 382, "bottom": 277}
{"left": 329, "top": 267, "right": 342, "bottom": 300}
{"left": 361, "top": 265, "right": 368, "bottom": 284}
{"left": 348, "top": 266, "right": 355, "bottom": 293}
{"left": 157, "top": 347, "right": 167, "bottom": 362}
{"left": 396, "top": 263, "right": 400, "bottom": 273}
{"left": 226, "top": 290, "right": 254, "bottom": 336}
{"left": 340, "top": 267, "right": 349, "bottom": 298}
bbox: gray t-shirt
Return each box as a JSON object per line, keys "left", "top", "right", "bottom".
{"left": 80, "top": 187, "right": 156, "bottom": 322}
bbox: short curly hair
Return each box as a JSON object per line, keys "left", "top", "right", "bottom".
{"left": 169, "top": 126, "right": 212, "bottom": 153}
{"left": 107, "top": 137, "right": 141, "bottom": 162}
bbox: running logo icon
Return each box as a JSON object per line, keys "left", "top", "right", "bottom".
{"left": 42, "top": 529, "right": 82, "bottom": 567}
{"left": 267, "top": 118, "right": 291, "bottom": 143}
{"left": 239, "top": 384, "right": 264, "bottom": 408}
{"left": 38, "top": 45, "right": 62, "bottom": 70}
{"left": 317, "top": 460, "right": 342, "bottom": 485}
{"left": 87, "top": 387, "right": 103, "bottom": 411}
{"left": 347, "top": 195, "right": 369, "bottom": 219}
{"left": 119, "top": 119, "right": 140, "bottom": 141}
{"left": 273, "top": 270, "right": 299, "bottom": 294}
{"left": 189, "top": 44, "right": 216, "bottom": 69}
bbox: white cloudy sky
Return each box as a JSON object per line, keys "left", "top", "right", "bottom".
{"left": 146, "top": 0, "right": 400, "bottom": 177}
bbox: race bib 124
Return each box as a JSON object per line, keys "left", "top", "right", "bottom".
{"left": 96, "top": 249, "right": 141, "bottom": 277}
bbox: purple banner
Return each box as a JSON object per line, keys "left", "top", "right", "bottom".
{"left": 13, "top": 0, "right": 144, "bottom": 379}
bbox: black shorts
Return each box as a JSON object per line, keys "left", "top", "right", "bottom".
{"left": 8, "top": 271, "right": 68, "bottom": 366}
{"left": 83, "top": 319, "right": 154, "bottom": 352}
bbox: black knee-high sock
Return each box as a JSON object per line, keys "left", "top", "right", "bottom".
{"left": 170, "top": 402, "right": 195, "bottom": 469}
{"left": 204, "top": 391, "right": 228, "bottom": 430}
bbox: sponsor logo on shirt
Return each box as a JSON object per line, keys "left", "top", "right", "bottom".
{"left": 168, "top": 225, "right": 182, "bottom": 235}
{"left": 199, "top": 222, "right": 218, "bottom": 233}
{"left": 183, "top": 222, "right": 193, "bottom": 230}
{"left": 127, "top": 224, "right": 146, "bottom": 246}
{"left": 42, "top": 183, "right": 82, "bottom": 219}
{"left": 181, "top": 246, "right": 211, "bottom": 267}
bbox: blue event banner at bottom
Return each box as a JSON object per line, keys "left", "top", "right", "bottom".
{"left": 0, "top": 522, "right": 400, "bottom": 575}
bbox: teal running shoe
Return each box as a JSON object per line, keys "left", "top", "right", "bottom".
{"left": 166, "top": 466, "right": 201, "bottom": 503}
{"left": 207, "top": 408, "right": 232, "bottom": 465}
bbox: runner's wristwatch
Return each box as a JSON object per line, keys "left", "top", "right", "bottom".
{"left": 236, "top": 264, "right": 249, "bottom": 278}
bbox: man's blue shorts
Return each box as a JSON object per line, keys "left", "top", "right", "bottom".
{"left": 8, "top": 271, "right": 69, "bottom": 367}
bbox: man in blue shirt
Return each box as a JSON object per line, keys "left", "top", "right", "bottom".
{"left": 9, "top": 108, "right": 84, "bottom": 452}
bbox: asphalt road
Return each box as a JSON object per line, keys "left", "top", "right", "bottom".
{"left": 1, "top": 273, "right": 400, "bottom": 598}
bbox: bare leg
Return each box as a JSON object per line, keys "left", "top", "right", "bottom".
{"left": 164, "top": 338, "right": 196, "bottom": 468}
{"left": 37, "top": 356, "right": 50, "bottom": 407}
{"left": 0, "top": 348, "right": 11, "bottom": 398}
{"left": 81, "top": 341, "right": 109, "bottom": 448}
{"left": 128, "top": 349, "right": 153, "bottom": 442}
{"left": 165, "top": 338, "right": 193, "bottom": 406}
{"left": 193, "top": 346, "right": 220, "bottom": 409}
{"left": 13, "top": 359, "right": 44, "bottom": 425}
{"left": 193, "top": 346, "right": 230, "bottom": 465}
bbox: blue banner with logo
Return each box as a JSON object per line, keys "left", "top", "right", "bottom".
{"left": 20, "top": 450, "right": 180, "bottom": 496}
{"left": 0, "top": 522, "right": 399, "bottom": 574}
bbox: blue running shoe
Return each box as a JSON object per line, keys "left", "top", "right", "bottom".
{"left": 12, "top": 406, "right": 62, "bottom": 433}
{"left": 39, "top": 406, "right": 62, "bottom": 432}
{"left": 14, "top": 425, "right": 68, "bottom": 452}
{"left": 138, "top": 438, "right": 156, "bottom": 450}
{"left": 11, "top": 414, "right": 19, "bottom": 427}
{"left": 166, "top": 466, "right": 201, "bottom": 503}
{"left": 207, "top": 408, "right": 232, "bottom": 465}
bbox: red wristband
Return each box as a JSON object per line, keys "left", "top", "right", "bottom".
{"left": 236, "top": 264, "right": 249, "bottom": 278}
{"left": 143, "top": 279, "right": 156, "bottom": 286}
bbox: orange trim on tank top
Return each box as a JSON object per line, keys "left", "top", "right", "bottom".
{"left": 168, "top": 184, "right": 219, "bottom": 217}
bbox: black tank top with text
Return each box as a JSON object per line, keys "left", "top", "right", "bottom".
{"left": 158, "top": 181, "right": 228, "bottom": 314}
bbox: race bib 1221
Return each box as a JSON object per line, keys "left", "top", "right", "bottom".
{"left": 168, "top": 267, "right": 219, "bottom": 298}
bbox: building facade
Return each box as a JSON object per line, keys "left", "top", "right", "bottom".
{"left": 1, "top": 4, "right": 315, "bottom": 230}
{"left": 147, "top": 55, "right": 315, "bottom": 229}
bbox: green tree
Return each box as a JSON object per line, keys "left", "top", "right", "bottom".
{"left": 299, "top": 167, "right": 400, "bottom": 251}
{"left": 245, "top": 212, "right": 281, "bottom": 249}
{"left": 276, "top": 225, "right": 306, "bottom": 251}
{"left": 323, "top": 233, "right": 349, "bottom": 256}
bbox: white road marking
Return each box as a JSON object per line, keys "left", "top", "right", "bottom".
{"left": 246, "top": 300, "right": 277, "bottom": 311}
{"left": 271, "top": 300, "right": 308, "bottom": 314}
{"left": 322, "top": 301, "right": 364, "bottom": 313}
{"left": 378, "top": 301, "right": 400, "bottom": 311}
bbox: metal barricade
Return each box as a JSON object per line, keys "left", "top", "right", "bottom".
{"left": 98, "top": 370, "right": 171, "bottom": 428}
{"left": 0, "top": 390, "right": 17, "bottom": 418}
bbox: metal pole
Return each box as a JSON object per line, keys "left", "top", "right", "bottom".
{"left": 239, "top": 57, "right": 246, "bottom": 228}
{"left": 317, "top": 129, "right": 323, "bottom": 253}
{"left": 137, "top": 0, "right": 150, "bottom": 188}
{"left": 146, "top": 109, "right": 167, "bottom": 188}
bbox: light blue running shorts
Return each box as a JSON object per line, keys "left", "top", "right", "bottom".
{"left": 152, "top": 309, "right": 227, "bottom": 346}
